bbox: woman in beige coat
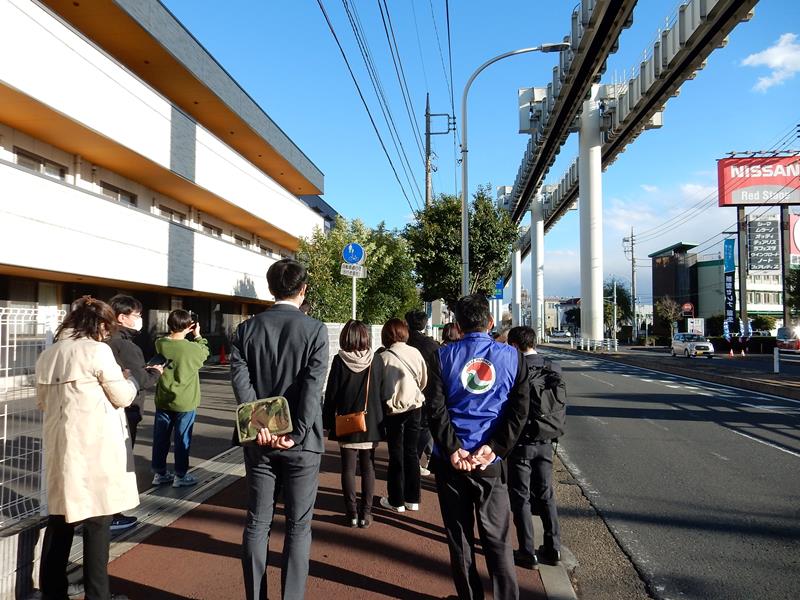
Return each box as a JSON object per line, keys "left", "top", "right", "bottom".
{"left": 378, "top": 318, "right": 428, "bottom": 513}
{"left": 35, "top": 296, "right": 138, "bottom": 600}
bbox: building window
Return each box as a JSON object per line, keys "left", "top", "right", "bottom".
{"left": 159, "top": 204, "right": 186, "bottom": 224}
{"left": 100, "top": 181, "right": 137, "bottom": 207}
{"left": 202, "top": 222, "right": 222, "bottom": 237}
{"left": 259, "top": 245, "right": 276, "bottom": 257}
{"left": 14, "top": 147, "right": 66, "bottom": 180}
{"left": 234, "top": 235, "right": 250, "bottom": 248}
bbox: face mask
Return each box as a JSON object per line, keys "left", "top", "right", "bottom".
{"left": 131, "top": 317, "right": 143, "bottom": 332}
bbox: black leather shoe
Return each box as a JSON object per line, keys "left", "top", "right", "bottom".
{"left": 513, "top": 549, "right": 538, "bottom": 570}
{"left": 536, "top": 545, "right": 561, "bottom": 565}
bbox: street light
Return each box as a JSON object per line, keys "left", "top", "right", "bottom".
{"left": 460, "top": 42, "right": 570, "bottom": 297}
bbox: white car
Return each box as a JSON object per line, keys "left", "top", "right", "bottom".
{"left": 549, "top": 330, "right": 572, "bottom": 342}
{"left": 671, "top": 333, "right": 714, "bottom": 358}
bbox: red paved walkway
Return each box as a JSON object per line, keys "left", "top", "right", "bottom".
{"left": 107, "top": 444, "right": 546, "bottom": 599}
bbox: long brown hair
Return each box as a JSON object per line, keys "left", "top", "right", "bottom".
{"left": 55, "top": 296, "right": 117, "bottom": 341}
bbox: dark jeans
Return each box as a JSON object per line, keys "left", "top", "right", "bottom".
{"left": 340, "top": 447, "right": 375, "bottom": 517}
{"left": 385, "top": 408, "right": 421, "bottom": 506}
{"left": 508, "top": 442, "right": 561, "bottom": 555}
{"left": 40, "top": 514, "right": 112, "bottom": 600}
{"left": 151, "top": 408, "right": 196, "bottom": 477}
{"left": 417, "top": 426, "right": 433, "bottom": 465}
{"left": 433, "top": 457, "right": 518, "bottom": 600}
{"left": 242, "top": 446, "right": 321, "bottom": 600}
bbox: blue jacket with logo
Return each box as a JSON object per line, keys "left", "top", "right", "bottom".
{"left": 428, "top": 332, "right": 529, "bottom": 474}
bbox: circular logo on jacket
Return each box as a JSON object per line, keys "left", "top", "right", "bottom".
{"left": 461, "top": 358, "right": 496, "bottom": 395}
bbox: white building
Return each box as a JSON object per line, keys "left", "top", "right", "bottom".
{"left": 0, "top": 0, "right": 335, "bottom": 341}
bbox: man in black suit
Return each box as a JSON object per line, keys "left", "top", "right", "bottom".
{"left": 231, "top": 259, "right": 329, "bottom": 600}
{"left": 405, "top": 309, "right": 440, "bottom": 475}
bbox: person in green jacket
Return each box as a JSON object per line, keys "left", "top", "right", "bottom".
{"left": 151, "top": 309, "right": 209, "bottom": 488}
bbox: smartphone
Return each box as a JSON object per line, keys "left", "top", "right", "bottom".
{"left": 189, "top": 311, "right": 199, "bottom": 326}
{"left": 146, "top": 354, "right": 171, "bottom": 368}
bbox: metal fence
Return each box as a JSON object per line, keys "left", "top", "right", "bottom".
{"left": 0, "top": 307, "right": 63, "bottom": 531}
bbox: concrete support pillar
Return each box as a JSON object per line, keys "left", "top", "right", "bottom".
{"left": 512, "top": 246, "right": 522, "bottom": 326}
{"left": 579, "top": 84, "right": 604, "bottom": 341}
{"left": 531, "top": 192, "right": 545, "bottom": 341}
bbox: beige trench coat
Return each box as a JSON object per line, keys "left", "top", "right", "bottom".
{"left": 35, "top": 332, "right": 140, "bottom": 523}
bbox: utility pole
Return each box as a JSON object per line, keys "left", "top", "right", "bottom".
{"left": 623, "top": 227, "right": 637, "bottom": 341}
{"left": 613, "top": 278, "right": 618, "bottom": 344}
{"left": 425, "top": 93, "right": 432, "bottom": 207}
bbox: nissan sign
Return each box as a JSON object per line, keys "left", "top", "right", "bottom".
{"left": 717, "top": 156, "right": 800, "bottom": 206}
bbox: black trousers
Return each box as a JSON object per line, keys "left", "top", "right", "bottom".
{"left": 40, "top": 514, "right": 112, "bottom": 600}
{"left": 508, "top": 442, "right": 561, "bottom": 555}
{"left": 339, "top": 447, "right": 375, "bottom": 517}
{"left": 433, "top": 458, "right": 518, "bottom": 600}
{"left": 385, "top": 408, "right": 421, "bottom": 506}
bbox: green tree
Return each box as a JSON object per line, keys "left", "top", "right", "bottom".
{"left": 564, "top": 308, "right": 580, "bottom": 328}
{"left": 297, "top": 218, "right": 418, "bottom": 324}
{"left": 751, "top": 314, "right": 776, "bottom": 332}
{"left": 786, "top": 269, "right": 800, "bottom": 319}
{"left": 603, "top": 279, "right": 632, "bottom": 332}
{"left": 404, "top": 185, "right": 519, "bottom": 309}
{"left": 705, "top": 314, "right": 725, "bottom": 336}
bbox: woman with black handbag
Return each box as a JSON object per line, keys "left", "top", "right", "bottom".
{"left": 323, "top": 319, "right": 386, "bottom": 528}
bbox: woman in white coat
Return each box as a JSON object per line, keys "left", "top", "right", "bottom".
{"left": 35, "top": 296, "right": 139, "bottom": 600}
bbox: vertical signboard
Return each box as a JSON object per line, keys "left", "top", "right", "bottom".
{"left": 723, "top": 238, "right": 736, "bottom": 324}
{"left": 747, "top": 216, "right": 780, "bottom": 271}
{"left": 791, "top": 214, "right": 800, "bottom": 269}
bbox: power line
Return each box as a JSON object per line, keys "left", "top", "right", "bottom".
{"left": 316, "top": 0, "right": 417, "bottom": 214}
{"left": 445, "top": 0, "right": 459, "bottom": 196}
{"left": 409, "top": 0, "right": 429, "bottom": 90}
{"left": 343, "top": 0, "right": 424, "bottom": 208}
{"left": 378, "top": 0, "right": 425, "bottom": 162}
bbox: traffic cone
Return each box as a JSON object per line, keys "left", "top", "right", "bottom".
{"left": 219, "top": 344, "right": 228, "bottom": 365}
{"left": 729, "top": 348, "right": 734, "bottom": 357}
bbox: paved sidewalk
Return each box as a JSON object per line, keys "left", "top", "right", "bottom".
{"left": 102, "top": 441, "right": 577, "bottom": 599}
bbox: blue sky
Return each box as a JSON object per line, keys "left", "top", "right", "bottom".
{"left": 162, "top": 0, "right": 800, "bottom": 302}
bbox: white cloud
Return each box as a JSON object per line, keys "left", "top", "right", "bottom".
{"left": 640, "top": 184, "right": 659, "bottom": 193}
{"left": 741, "top": 33, "right": 800, "bottom": 92}
{"left": 679, "top": 183, "right": 716, "bottom": 202}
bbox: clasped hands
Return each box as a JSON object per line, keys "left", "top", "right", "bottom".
{"left": 255, "top": 427, "right": 295, "bottom": 450}
{"left": 450, "top": 445, "right": 496, "bottom": 471}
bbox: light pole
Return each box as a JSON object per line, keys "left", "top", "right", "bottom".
{"left": 460, "top": 42, "right": 569, "bottom": 297}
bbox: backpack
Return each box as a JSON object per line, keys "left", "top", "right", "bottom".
{"left": 525, "top": 356, "right": 567, "bottom": 442}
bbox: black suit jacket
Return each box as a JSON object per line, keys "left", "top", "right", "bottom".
{"left": 230, "top": 304, "right": 329, "bottom": 453}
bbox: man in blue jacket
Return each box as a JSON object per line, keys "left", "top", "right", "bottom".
{"left": 427, "top": 294, "right": 530, "bottom": 600}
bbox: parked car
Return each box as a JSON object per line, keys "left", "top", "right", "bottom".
{"left": 751, "top": 330, "right": 773, "bottom": 337}
{"left": 549, "top": 330, "right": 572, "bottom": 343}
{"left": 671, "top": 333, "right": 714, "bottom": 358}
{"left": 776, "top": 326, "right": 800, "bottom": 352}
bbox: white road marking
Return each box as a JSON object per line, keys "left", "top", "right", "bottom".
{"left": 580, "top": 373, "right": 615, "bottom": 387}
{"left": 710, "top": 452, "right": 730, "bottom": 461}
{"left": 665, "top": 384, "right": 682, "bottom": 389}
{"left": 726, "top": 429, "right": 800, "bottom": 459}
{"left": 589, "top": 416, "right": 609, "bottom": 426}
{"left": 644, "top": 418, "right": 670, "bottom": 432}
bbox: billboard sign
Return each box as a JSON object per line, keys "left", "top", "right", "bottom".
{"left": 747, "top": 216, "right": 780, "bottom": 271}
{"left": 686, "top": 318, "right": 705, "bottom": 335}
{"left": 717, "top": 156, "right": 800, "bottom": 206}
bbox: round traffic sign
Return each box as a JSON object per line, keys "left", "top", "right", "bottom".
{"left": 342, "top": 242, "right": 365, "bottom": 265}
{"left": 681, "top": 302, "right": 694, "bottom": 313}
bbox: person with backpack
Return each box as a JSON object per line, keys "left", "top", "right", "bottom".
{"left": 506, "top": 326, "right": 566, "bottom": 569}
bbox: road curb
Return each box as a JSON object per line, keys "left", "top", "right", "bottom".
{"left": 533, "top": 519, "right": 578, "bottom": 600}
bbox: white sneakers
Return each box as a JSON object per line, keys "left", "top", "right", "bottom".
{"left": 379, "top": 497, "right": 405, "bottom": 513}
{"left": 152, "top": 472, "right": 174, "bottom": 485}
{"left": 419, "top": 466, "right": 431, "bottom": 477}
{"left": 172, "top": 473, "right": 198, "bottom": 488}
{"left": 404, "top": 502, "right": 420, "bottom": 511}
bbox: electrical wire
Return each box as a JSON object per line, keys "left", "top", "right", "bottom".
{"left": 379, "top": 0, "right": 425, "bottom": 163}
{"left": 316, "top": 0, "right": 417, "bottom": 214}
{"left": 344, "top": 0, "right": 424, "bottom": 208}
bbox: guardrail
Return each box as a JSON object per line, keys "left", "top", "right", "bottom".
{"left": 773, "top": 347, "right": 800, "bottom": 374}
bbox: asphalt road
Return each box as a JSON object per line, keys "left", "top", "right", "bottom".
{"left": 543, "top": 348, "right": 800, "bottom": 600}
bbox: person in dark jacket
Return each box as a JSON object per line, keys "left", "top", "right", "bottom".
{"left": 323, "top": 320, "right": 385, "bottom": 528}
{"left": 106, "top": 294, "right": 163, "bottom": 532}
{"left": 405, "top": 310, "right": 440, "bottom": 476}
{"left": 427, "top": 294, "right": 530, "bottom": 600}
{"left": 507, "top": 326, "right": 562, "bottom": 568}
{"left": 231, "top": 259, "right": 329, "bottom": 600}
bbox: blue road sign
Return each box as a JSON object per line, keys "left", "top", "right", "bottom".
{"left": 493, "top": 278, "right": 504, "bottom": 299}
{"left": 343, "top": 242, "right": 365, "bottom": 265}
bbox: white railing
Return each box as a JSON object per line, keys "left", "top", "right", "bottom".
{"left": 0, "top": 306, "right": 63, "bottom": 531}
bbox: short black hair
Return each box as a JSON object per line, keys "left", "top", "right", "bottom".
{"left": 454, "top": 294, "right": 491, "bottom": 333}
{"left": 167, "top": 309, "right": 193, "bottom": 333}
{"left": 109, "top": 294, "right": 142, "bottom": 317}
{"left": 340, "top": 319, "right": 370, "bottom": 352}
{"left": 405, "top": 310, "right": 427, "bottom": 332}
{"left": 507, "top": 326, "right": 536, "bottom": 351}
{"left": 267, "top": 259, "right": 308, "bottom": 300}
